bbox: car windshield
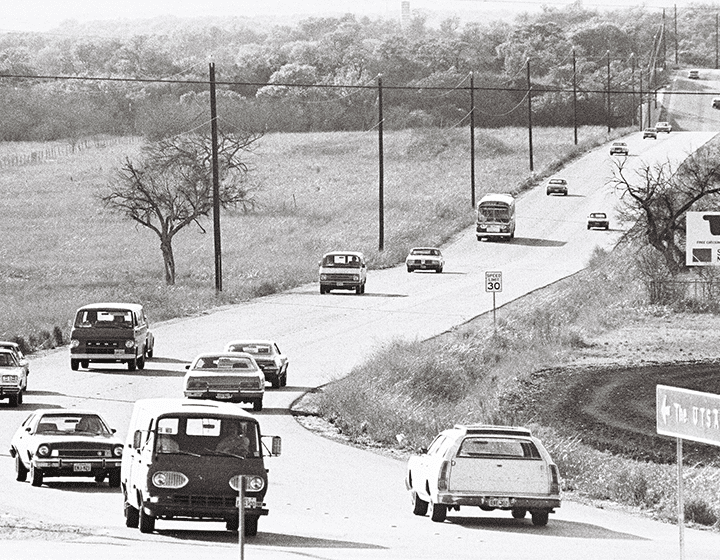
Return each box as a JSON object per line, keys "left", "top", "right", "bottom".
{"left": 457, "top": 437, "right": 540, "bottom": 459}
{"left": 192, "top": 356, "right": 256, "bottom": 370}
{"left": 37, "top": 413, "right": 111, "bottom": 436}
{"left": 75, "top": 309, "right": 133, "bottom": 328}
{"left": 227, "top": 344, "right": 272, "bottom": 355}
{"left": 322, "top": 254, "right": 362, "bottom": 268}
{"left": 154, "top": 416, "right": 260, "bottom": 458}
{"left": 411, "top": 249, "right": 439, "bottom": 256}
{"left": 0, "top": 352, "right": 18, "bottom": 367}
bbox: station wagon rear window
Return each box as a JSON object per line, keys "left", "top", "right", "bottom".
{"left": 457, "top": 437, "right": 541, "bottom": 459}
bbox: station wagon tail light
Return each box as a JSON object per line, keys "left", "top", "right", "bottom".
{"left": 437, "top": 461, "right": 450, "bottom": 491}
{"left": 113, "top": 445, "right": 123, "bottom": 458}
{"left": 124, "top": 340, "right": 135, "bottom": 349}
{"left": 36, "top": 445, "right": 50, "bottom": 458}
{"left": 152, "top": 471, "right": 188, "bottom": 489}
{"left": 230, "top": 475, "right": 265, "bottom": 492}
{"left": 549, "top": 464, "right": 560, "bottom": 494}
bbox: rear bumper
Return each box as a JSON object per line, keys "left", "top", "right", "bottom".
{"left": 437, "top": 492, "right": 561, "bottom": 510}
{"left": 184, "top": 391, "right": 263, "bottom": 403}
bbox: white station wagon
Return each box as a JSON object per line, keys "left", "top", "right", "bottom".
{"left": 406, "top": 425, "right": 561, "bottom": 526}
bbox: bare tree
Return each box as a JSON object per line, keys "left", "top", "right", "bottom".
{"left": 101, "top": 132, "right": 261, "bottom": 285}
{"left": 610, "top": 147, "right": 720, "bottom": 274}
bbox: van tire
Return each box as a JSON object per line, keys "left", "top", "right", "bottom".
{"left": 531, "top": 510, "right": 549, "bottom": 526}
{"left": 253, "top": 399, "right": 263, "bottom": 412}
{"left": 139, "top": 508, "right": 155, "bottom": 533}
{"left": 244, "top": 516, "right": 259, "bottom": 537}
{"left": 124, "top": 501, "right": 139, "bottom": 528}
{"left": 30, "top": 465, "right": 43, "bottom": 487}
{"left": 81, "top": 360, "right": 89, "bottom": 369}
{"left": 108, "top": 469, "right": 121, "bottom": 488}
{"left": 137, "top": 354, "right": 145, "bottom": 370}
{"left": 511, "top": 508, "right": 526, "bottom": 519}
{"left": 128, "top": 358, "right": 137, "bottom": 372}
{"left": 226, "top": 515, "right": 239, "bottom": 532}
{"left": 71, "top": 360, "right": 79, "bottom": 371}
{"left": 429, "top": 501, "right": 447, "bottom": 522}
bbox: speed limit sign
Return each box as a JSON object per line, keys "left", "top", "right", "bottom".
{"left": 485, "top": 271, "right": 502, "bottom": 292}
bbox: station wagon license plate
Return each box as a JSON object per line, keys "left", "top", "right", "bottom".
{"left": 488, "top": 497, "right": 510, "bottom": 508}
{"left": 73, "top": 463, "right": 91, "bottom": 472}
{"left": 235, "top": 497, "right": 257, "bottom": 508}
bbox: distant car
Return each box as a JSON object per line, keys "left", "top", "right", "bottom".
{"left": 184, "top": 352, "right": 265, "bottom": 411}
{"left": 688, "top": 69, "right": 700, "bottom": 79}
{"left": 713, "top": 98, "right": 720, "bottom": 109}
{"left": 224, "top": 340, "right": 288, "bottom": 389}
{"left": 587, "top": 212, "right": 610, "bottom": 230}
{"left": 643, "top": 128, "right": 657, "bottom": 139}
{"left": 609, "top": 142, "right": 629, "bottom": 155}
{"left": 9, "top": 409, "right": 123, "bottom": 487}
{"left": 545, "top": 178, "right": 568, "bottom": 196}
{"left": 406, "top": 425, "right": 561, "bottom": 526}
{"left": 319, "top": 251, "right": 367, "bottom": 294}
{"left": 0, "top": 349, "right": 28, "bottom": 407}
{"left": 655, "top": 121, "right": 672, "bottom": 133}
{"left": 406, "top": 247, "right": 444, "bottom": 273}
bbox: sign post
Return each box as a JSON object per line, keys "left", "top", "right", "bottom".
{"left": 656, "top": 385, "right": 720, "bottom": 560}
{"left": 485, "top": 271, "right": 502, "bottom": 331}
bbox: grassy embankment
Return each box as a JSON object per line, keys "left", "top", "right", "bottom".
{"left": 0, "top": 125, "right": 618, "bottom": 347}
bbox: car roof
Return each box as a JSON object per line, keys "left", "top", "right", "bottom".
{"left": 323, "top": 251, "right": 364, "bottom": 258}
{"left": 453, "top": 424, "right": 533, "bottom": 437}
{"left": 193, "top": 351, "right": 256, "bottom": 359}
{"left": 478, "top": 193, "right": 515, "bottom": 204}
{"left": 75, "top": 302, "right": 144, "bottom": 312}
{"left": 132, "top": 398, "right": 257, "bottom": 419}
{"left": 590, "top": 212, "right": 607, "bottom": 217}
{"left": 32, "top": 408, "right": 109, "bottom": 417}
{"left": 225, "top": 340, "right": 275, "bottom": 347}
{"left": 410, "top": 247, "right": 441, "bottom": 251}
{"left": 0, "top": 349, "right": 16, "bottom": 357}
{"left": 548, "top": 178, "right": 566, "bottom": 182}
{"left": 612, "top": 141, "right": 626, "bottom": 145}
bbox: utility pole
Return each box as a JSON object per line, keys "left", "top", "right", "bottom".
{"left": 572, "top": 50, "right": 578, "bottom": 145}
{"left": 606, "top": 51, "right": 611, "bottom": 134}
{"left": 469, "top": 72, "right": 476, "bottom": 208}
{"left": 526, "top": 59, "right": 533, "bottom": 172}
{"left": 631, "top": 53, "right": 636, "bottom": 127}
{"left": 209, "top": 62, "right": 222, "bottom": 293}
{"left": 377, "top": 75, "right": 384, "bottom": 252}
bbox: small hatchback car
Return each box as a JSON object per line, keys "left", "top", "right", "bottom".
{"left": 655, "top": 121, "right": 672, "bottom": 133}
{"left": 406, "top": 425, "right": 561, "bottom": 526}
{"left": 10, "top": 409, "right": 124, "bottom": 487}
{"left": 545, "top": 178, "right": 568, "bottom": 196}
{"left": 609, "top": 141, "right": 629, "bottom": 155}
{"left": 406, "top": 247, "right": 444, "bottom": 273}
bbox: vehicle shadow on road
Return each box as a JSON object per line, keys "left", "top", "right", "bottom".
{"left": 84, "top": 365, "right": 186, "bottom": 378}
{"left": 447, "top": 515, "right": 649, "bottom": 540}
{"left": 163, "top": 529, "right": 386, "bottom": 549}
{"left": 506, "top": 238, "right": 566, "bottom": 247}
{"left": 38, "top": 481, "right": 121, "bottom": 494}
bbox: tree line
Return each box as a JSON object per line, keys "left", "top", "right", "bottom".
{"left": 2, "top": 3, "right": 718, "bottom": 142}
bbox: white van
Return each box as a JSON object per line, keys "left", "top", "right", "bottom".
{"left": 121, "top": 398, "right": 281, "bottom": 536}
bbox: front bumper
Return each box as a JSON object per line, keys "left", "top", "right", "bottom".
{"left": 0, "top": 386, "right": 21, "bottom": 397}
{"left": 33, "top": 457, "right": 121, "bottom": 477}
{"left": 437, "top": 491, "right": 561, "bottom": 510}
{"left": 143, "top": 494, "right": 268, "bottom": 521}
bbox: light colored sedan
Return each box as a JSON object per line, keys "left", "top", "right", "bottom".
{"left": 0, "top": 348, "right": 28, "bottom": 407}
{"left": 545, "top": 177, "right": 568, "bottom": 196}
{"left": 406, "top": 247, "right": 444, "bottom": 273}
{"left": 184, "top": 352, "right": 265, "bottom": 411}
{"left": 9, "top": 409, "right": 124, "bottom": 487}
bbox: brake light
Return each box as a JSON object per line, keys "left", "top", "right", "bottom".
{"left": 549, "top": 464, "right": 560, "bottom": 494}
{"left": 438, "top": 461, "right": 450, "bottom": 491}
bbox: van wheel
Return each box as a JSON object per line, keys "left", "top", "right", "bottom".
{"left": 71, "top": 360, "right": 79, "bottom": 371}
{"left": 244, "top": 516, "right": 259, "bottom": 537}
{"left": 137, "top": 354, "right": 145, "bottom": 370}
{"left": 146, "top": 344, "right": 154, "bottom": 359}
{"left": 429, "top": 502, "right": 447, "bottom": 522}
{"left": 271, "top": 376, "right": 281, "bottom": 389}
{"left": 355, "top": 285, "right": 362, "bottom": 294}
{"left": 8, "top": 394, "right": 18, "bottom": 407}
{"left": 108, "top": 469, "right": 121, "bottom": 488}
{"left": 17, "top": 391, "right": 23, "bottom": 405}
{"left": 139, "top": 508, "right": 155, "bottom": 533}
{"left": 253, "top": 399, "right": 263, "bottom": 412}
{"left": 30, "top": 464, "right": 43, "bottom": 487}
{"left": 411, "top": 491, "right": 428, "bottom": 516}
{"left": 226, "top": 515, "right": 239, "bottom": 532}
{"left": 128, "top": 358, "right": 137, "bottom": 372}
{"left": 531, "top": 510, "right": 549, "bottom": 526}
{"left": 15, "top": 454, "right": 27, "bottom": 482}
{"left": 81, "top": 360, "right": 89, "bottom": 369}
{"left": 124, "top": 500, "right": 139, "bottom": 528}
{"left": 511, "top": 508, "right": 526, "bottom": 519}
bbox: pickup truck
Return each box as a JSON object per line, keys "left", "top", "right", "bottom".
{"left": 405, "top": 424, "right": 561, "bottom": 526}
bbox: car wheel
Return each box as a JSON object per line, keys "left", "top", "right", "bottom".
{"left": 281, "top": 368, "right": 288, "bottom": 387}
{"left": 71, "top": 359, "right": 79, "bottom": 371}
{"left": 128, "top": 358, "right": 137, "bottom": 372}
{"left": 253, "top": 399, "right": 263, "bottom": 412}
{"left": 81, "top": 360, "right": 89, "bottom": 369}
{"left": 244, "top": 515, "right": 259, "bottom": 537}
{"left": 30, "top": 464, "right": 43, "bottom": 487}
{"left": 8, "top": 394, "right": 18, "bottom": 407}
{"left": 587, "top": 224, "right": 591, "bottom": 229}
{"left": 15, "top": 454, "right": 28, "bottom": 482}
{"left": 511, "top": 508, "right": 526, "bottom": 519}
{"left": 139, "top": 508, "right": 155, "bottom": 533}
{"left": 108, "top": 469, "right": 121, "bottom": 488}
{"left": 429, "top": 501, "right": 447, "bottom": 522}
{"left": 226, "top": 515, "right": 239, "bottom": 532}
{"left": 355, "top": 284, "right": 362, "bottom": 295}
{"left": 17, "top": 391, "right": 23, "bottom": 405}
{"left": 124, "top": 500, "right": 139, "bottom": 528}
{"left": 271, "top": 376, "right": 281, "bottom": 389}
{"left": 319, "top": 286, "right": 326, "bottom": 294}
{"left": 407, "top": 267, "right": 413, "bottom": 273}
{"left": 146, "top": 343, "right": 154, "bottom": 359}
{"left": 531, "top": 510, "right": 549, "bottom": 526}
{"left": 435, "top": 267, "right": 443, "bottom": 273}
{"left": 605, "top": 225, "right": 609, "bottom": 230}
{"left": 411, "top": 491, "right": 428, "bottom": 516}
{"left": 137, "top": 354, "right": 145, "bottom": 370}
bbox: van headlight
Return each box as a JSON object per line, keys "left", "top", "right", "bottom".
{"left": 230, "top": 475, "right": 264, "bottom": 492}
{"left": 152, "top": 471, "right": 188, "bottom": 489}
{"left": 124, "top": 340, "right": 135, "bottom": 349}
{"left": 320, "top": 274, "right": 328, "bottom": 281}
{"left": 113, "top": 445, "right": 123, "bottom": 458}
{"left": 36, "top": 445, "right": 51, "bottom": 457}
{"left": 70, "top": 339, "right": 79, "bottom": 348}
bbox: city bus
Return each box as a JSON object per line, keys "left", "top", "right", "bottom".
{"left": 476, "top": 193, "right": 516, "bottom": 241}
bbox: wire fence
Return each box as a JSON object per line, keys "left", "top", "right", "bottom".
{"left": 0, "top": 136, "right": 140, "bottom": 169}
{"left": 649, "top": 280, "right": 720, "bottom": 305}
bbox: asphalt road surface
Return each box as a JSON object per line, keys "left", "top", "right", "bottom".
{"left": 1, "top": 127, "right": 719, "bottom": 557}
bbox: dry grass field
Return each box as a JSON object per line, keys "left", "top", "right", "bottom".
{"left": 0, "top": 125, "right": 616, "bottom": 346}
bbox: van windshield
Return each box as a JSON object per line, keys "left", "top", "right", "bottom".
{"left": 322, "top": 255, "right": 362, "bottom": 268}
{"left": 154, "top": 416, "right": 260, "bottom": 458}
{"left": 74, "top": 309, "right": 134, "bottom": 328}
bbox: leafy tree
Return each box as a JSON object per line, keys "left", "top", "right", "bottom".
{"left": 610, "top": 145, "right": 720, "bottom": 274}
{"left": 101, "top": 132, "right": 261, "bottom": 285}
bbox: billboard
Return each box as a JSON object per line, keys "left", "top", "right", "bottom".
{"left": 686, "top": 211, "right": 720, "bottom": 265}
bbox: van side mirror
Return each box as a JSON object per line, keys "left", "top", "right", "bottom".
{"left": 133, "top": 430, "right": 143, "bottom": 449}
{"left": 271, "top": 436, "right": 282, "bottom": 456}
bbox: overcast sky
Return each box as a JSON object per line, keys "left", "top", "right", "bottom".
{"left": 3, "top": 0, "right": 707, "bottom": 32}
